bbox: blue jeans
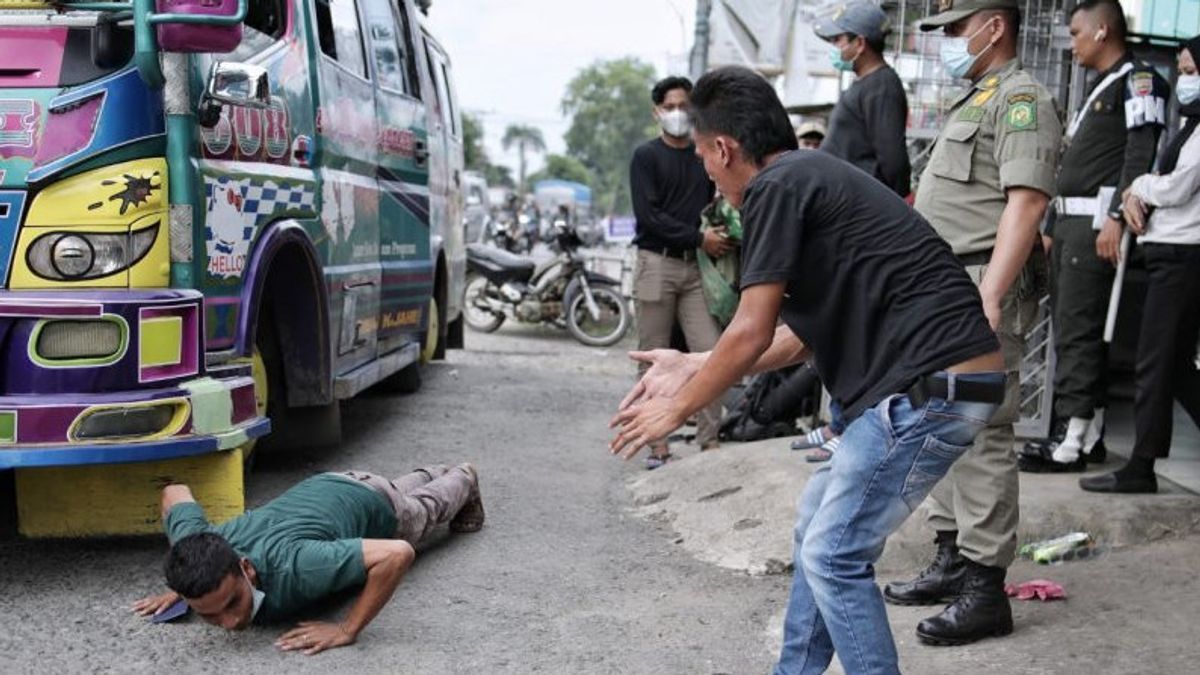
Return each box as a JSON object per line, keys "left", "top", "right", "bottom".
{"left": 774, "top": 375, "right": 1001, "bottom": 675}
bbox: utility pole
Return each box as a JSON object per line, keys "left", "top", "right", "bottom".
{"left": 689, "top": 0, "right": 713, "bottom": 80}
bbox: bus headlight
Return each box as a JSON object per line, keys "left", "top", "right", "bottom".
{"left": 26, "top": 224, "right": 159, "bottom": 281}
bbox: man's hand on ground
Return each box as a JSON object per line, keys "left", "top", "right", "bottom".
{"left": 276, "top": 621, "right": 357, "bottom": 655}
{"left": 131, "top": 590, "right": 181, "bottom": 617}
{"left": 609, "top": 396, "right": 687, "bottom": 459}
{"left": 617, "top": 350, "right": 700, "bottom": 411}
{"left": 701, "top": 228, "right": 735, "bottom": 258}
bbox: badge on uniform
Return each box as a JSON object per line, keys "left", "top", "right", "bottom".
{"left": 1006, "top": 93, "right": 1037, "bottom": 131}
{"left": 1131, "top": 72, "right": 1154, "bottom": 97}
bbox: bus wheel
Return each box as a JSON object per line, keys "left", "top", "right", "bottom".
{"left": 421, "top": 297, "right": 439, "bottom": 364}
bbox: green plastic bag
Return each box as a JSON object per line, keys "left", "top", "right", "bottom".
{"left": 697, "top": 197, "right": 741, "bottom": 327}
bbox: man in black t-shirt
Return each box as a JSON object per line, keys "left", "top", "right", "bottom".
{"left": 609, "top": 67, "right": 1005, "bottom": 674}
{"left": 628, "top": 76, "right": 729, "bottom": 467}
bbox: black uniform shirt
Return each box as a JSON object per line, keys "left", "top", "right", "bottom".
{"left": 739, "top": 151, "right": 998, "bottom": 419}
{"left": 1057, "top": 53, "right": 1169, "bottom": 214}
{"left": 629, "top": 137, "right": 715, "bottom": 252}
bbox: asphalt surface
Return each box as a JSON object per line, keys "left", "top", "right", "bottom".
{"left": 0, "top": 324, "right": 788, "bottom": 674}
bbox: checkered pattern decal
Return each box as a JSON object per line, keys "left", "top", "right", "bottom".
{"left": 204, "top": 176, "right": 315, "bottom": 225}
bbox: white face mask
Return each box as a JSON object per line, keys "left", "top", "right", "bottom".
{"left": 244, "top": 569, "right": 265, "bottom": 619}
{"left": 1177, "top": 74, "right": 1200, "bottom": 105}
{"left": 658, "top": 109, "right": 692, "bottom": 138}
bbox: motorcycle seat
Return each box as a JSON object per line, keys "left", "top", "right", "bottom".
{"left": 467, "top": 243, "right": 536, "bottom": 281}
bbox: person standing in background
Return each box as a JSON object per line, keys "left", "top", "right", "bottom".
{"left": 1081, "top": 36, "right": 1200, "bottom": 494}
{"left": 629, "top": 76, "right": 729, "bottom": 469}
{"left": 1019, "top": 0, "right": 1169, "bottom": 473}
{"left": 814, "top": 0, "right": 913, "bottom": 197}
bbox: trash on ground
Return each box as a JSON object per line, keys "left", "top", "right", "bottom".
{"left": 1019, "top": 532, "right": 1095, "bottom": 563}
{"left": 1005, "top": 579, "right": 1067, "bottom": 601}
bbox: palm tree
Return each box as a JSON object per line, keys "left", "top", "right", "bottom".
{"left": 501, "top": 124, "right": 546, "bottom": 194}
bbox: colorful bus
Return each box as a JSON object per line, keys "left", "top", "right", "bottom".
{"left": 0, "top": 0, "right": 465, "bottom": 536}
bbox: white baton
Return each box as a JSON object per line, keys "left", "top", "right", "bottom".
{"left": 1103, "top": 229, "right": 1133, "bottom": 343}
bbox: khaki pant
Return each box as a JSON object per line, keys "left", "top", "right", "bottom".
{"left": 336, "top": 465, "right": 474, "bottom": 543}
{"left": 925, "top": 260, "right": 1041, "bottom": 568}
{"left": 634, "top": 249, "right": 723, "bottom": 448}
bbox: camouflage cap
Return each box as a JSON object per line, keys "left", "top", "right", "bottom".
{"left": 917, "top": 0, "right": 1019, "bottom": 32}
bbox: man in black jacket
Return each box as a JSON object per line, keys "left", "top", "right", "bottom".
{"left": 629, "top": 76, "right": 731, "bottom": 468}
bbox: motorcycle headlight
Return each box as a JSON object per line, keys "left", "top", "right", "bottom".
{"left": 26, "top": 224, "right": 159, "bottom": 281}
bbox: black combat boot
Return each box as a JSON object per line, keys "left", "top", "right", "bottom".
{"left": 883, "top": 531, "right": 965, "bottom": 606}
{"left": 915, "top": 558, "right": 1013, "bottom": 646}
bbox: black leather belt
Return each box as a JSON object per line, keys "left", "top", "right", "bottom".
{"left": 653, "top": 247, "right": 695, "bottom": 262}
{"left": 908, "top": 372, "right": 1006, "bottom": 407}
{"left": 957, "top": 249, "right": 993, "bottom": 266}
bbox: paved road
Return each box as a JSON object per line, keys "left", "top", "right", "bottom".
{"left": 0, "top": 324, "right": 787, "bottom": 674}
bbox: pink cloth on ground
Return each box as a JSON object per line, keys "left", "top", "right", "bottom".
{"left": 1004, "top": 579, "right": 1066, "bottom": 601}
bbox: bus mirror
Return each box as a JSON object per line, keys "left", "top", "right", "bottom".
{"left": 206, "top": 61, "right": 270, "bottom": 109}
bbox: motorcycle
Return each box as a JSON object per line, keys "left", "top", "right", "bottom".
{"left": 489, "top": 211, "right": 531, "bottom": 254}
{"left": 463, "top": 220, "right": 631, "bottom": 347}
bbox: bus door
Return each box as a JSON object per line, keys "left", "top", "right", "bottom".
{"left": 364, "top": 0, "right": 433, "bottom": 355}
{"left": 313, "top": 0, "right": 382, "bottom": 375}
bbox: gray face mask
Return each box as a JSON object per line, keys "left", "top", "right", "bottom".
{"left": 244, "top": 569, "right": 265, "bottom": 619}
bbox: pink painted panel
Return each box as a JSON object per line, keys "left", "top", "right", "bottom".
{"left": 0, "top": 28, "right": 67, "bottom": 87}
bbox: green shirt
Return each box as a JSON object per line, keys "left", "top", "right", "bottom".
{"left": 914, "top": 59, "right": 1062, "bottom": 255}
{"left": 166, "top": 473, "right": 397, "bottom": 622}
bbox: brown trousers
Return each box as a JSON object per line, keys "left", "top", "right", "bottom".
{"left": 634, "top": 249, "right": 723, "bottom": 448}
{"left": 336, "top": 465, "right": 474, "bottom": 543}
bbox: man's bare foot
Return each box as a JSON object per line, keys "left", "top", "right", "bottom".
{"left": 450, "top": 463, "right": 485, "bottom": 533}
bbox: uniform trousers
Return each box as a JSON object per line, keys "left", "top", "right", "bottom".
{"left": 1050, "top": 215, "right": 1114, "bottom": 420}
{"left": 925, "top": 260, "right": 1040, "bottom": 567}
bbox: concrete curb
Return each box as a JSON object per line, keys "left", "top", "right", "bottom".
{"left": 627, "top": 438, "right": 1200, "bottom": 575}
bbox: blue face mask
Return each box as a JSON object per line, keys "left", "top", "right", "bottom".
{"left": 939, "top": 23, "right": 993, "bottom": 80}
{"left": 830, "top": 45, "right": 857, "bottom": 72}
{"left": 1177, "top": 74, "right": 1200, "bottom": 105}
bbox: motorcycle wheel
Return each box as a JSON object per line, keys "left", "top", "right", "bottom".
{"left": 463, "top": 274, "right": 505, "bottom": 332}
{"left": 565, "top": 284, "right": 630, "bottom": 347}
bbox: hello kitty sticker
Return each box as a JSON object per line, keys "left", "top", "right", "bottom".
{"left": 203, "top": 175, "right": 317, "bottom": 280}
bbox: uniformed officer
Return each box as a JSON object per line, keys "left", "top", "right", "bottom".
{"left": 882, "top": 0, "right": 1063, "bottom": 646}
{"left": 1019, "top": 0, "right": 1169, "bottom": 472}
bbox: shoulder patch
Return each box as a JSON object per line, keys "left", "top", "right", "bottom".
{"left": 1006, "top": 93, "right": 1037, "bottom": 131}
{"left": 1130, "top": 71, "right": 1154, "bottom": 97}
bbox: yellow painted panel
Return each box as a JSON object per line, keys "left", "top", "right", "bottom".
{"left": 128, "top": 217, "right": 171, "bottom": 288}
{"left": 15, "top": 449, "right": 245, "bottom": 538}
{"left": 140, "top": 316, "right": 183, "bottom": 367}
{"left": 26, "top": 158, "right": 167, "bottom": 227}
{"left": 9, "top": 214, "right": 168, "bottom": 290}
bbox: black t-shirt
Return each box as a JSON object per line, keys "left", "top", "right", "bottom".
{"left": 820, "top": 66, "right": 912, "bottom": 197}
{"left": 739, "top": 151, "right": 999, "bottom": 419}
{"left": 629, "top": 137, "right": 715, "bottom": 252}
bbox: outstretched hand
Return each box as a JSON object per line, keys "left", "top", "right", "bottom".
{"left": 609, "top": 396, "right": 687, "bottom": 459}
{"left": 617, "top": 349, "right": 698, "bottom": 411}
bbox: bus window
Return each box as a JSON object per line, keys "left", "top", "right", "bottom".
{"left": 315, "top": 0, "right": 368, "bottom": 79}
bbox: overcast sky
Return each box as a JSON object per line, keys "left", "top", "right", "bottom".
{"left": 423, "top": 0, "right": 697, "bottom": 175}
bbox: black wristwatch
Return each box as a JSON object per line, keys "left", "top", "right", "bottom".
{"left": 1107, "top": 209, "right": 1125, "bottom": 224}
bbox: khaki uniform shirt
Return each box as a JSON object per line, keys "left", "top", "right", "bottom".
{"left": 914, "top": 59, "right": 1062, "bottom": 255}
